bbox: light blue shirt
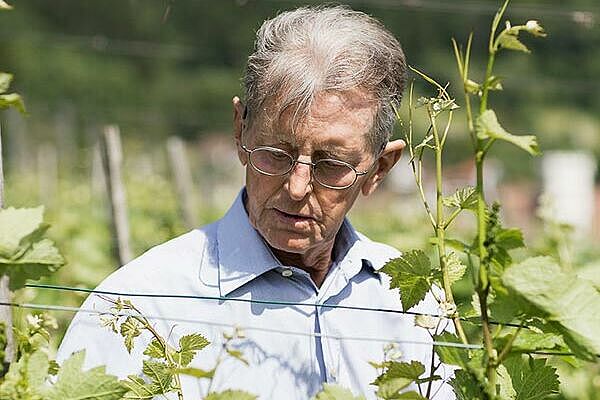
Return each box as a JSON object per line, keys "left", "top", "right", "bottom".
{"left": 57, "top": 189, "right": 455, "bottom": 399}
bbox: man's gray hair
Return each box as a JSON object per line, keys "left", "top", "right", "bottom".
{"left": 243, "top": 5, "right": 407, "bottom": 154}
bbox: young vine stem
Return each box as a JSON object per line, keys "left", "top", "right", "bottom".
{"left": 496, "top": 323, "right": 524, "bottom": 366}
{"left": 474, "top": 2, "right": 509, "bottom": 395}
{"left": 431, "top": 109, "right": 468, "bottom": 345}
{"left": 406, "top": 85, "right": 436, "bottom": 229}
{"left": 425, "top": 319, "right": 444, "bottom": 398}
{"left": 126, "top": 302, "right": 184, "bottom": 400}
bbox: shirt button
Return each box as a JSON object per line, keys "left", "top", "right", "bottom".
{"left": 281, "top": 268, "right": 293, "bottom": 277}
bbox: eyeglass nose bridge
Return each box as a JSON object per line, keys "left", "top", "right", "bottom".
{"left": 286, "top": 158, "right": 316, "bottom": 184}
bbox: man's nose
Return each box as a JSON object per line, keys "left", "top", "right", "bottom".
{"left": 286, "top": 160, "right": 313, "bottom": 200}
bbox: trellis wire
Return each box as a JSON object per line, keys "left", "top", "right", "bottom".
{"left": 26, "top": 283, "right": 524, "bottom": 328}
{"left": 0, "top": 300, "right": 481, "bottom": 350}
{"left": 1, "top": 298, "right": 592, "bottom": 357}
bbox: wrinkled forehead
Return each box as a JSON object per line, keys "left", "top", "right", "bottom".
{"left": 247, "top": 89, "right": 378, "bottom": 146}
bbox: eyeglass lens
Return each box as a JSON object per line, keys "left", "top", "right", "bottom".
{"left": 249, "top": 148, "right": 356, "bottom": 188}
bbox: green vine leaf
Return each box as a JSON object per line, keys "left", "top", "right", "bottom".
{"left": 433, "top": 332, "right": 469, "bottom": 369}
{"left": 120, "top": 317, "right": 143, "bottom": 354}
{"left": 443, "top": 187, "right": 478, "bottom": 211}
{"left": 205, "top": 390, "right": 258, "bottom": 400}
{"left": 497, "top": 31, "right": 530, "bottom": 53}
{"left": 313, "top": 384, "right": 366, "bottom": 400}
{"left": 449, "top": 369, "right": 484, "bottom": 400}
{"left": 392, "top": 392, "right": 428, "bottom": 399}
{"left": 446, "top": 252, "right": 467, "bottom": 286}
{"left": 0, "top": 206, "right": 47, "bottom": 257}
{"left": 122, "top": 375, "right": 158, "bottom": 400}
{"left": 476, "top": 110, "right": 540, "bottom": 156}
{"left": 495, "top": 20, "right": 547, "bottom": 54}
{"left": 502, "top": 256, "right": 600, "bottom": 360}
{"left": 45, "top": 350, "right": 127, "bottom": 400}
{"left": 495, "top": 330, "right": 566, "bottom": 353}
{"left": 142, "top": 338, "right": 165, "bottom": 359}
{"left": 0, "top": 207, "right": 64, "bottom": 290}
{"left": 503, "top": 356, "right": 559, "bottom": 400}
{"left": 0, "top": 350, "right": 48, "bottom": 399}
{"left": 381, "top": 250, "right": 433, "bottom": 310}
{"left": 175, "top": 333, "right": 210, "bottom": 367}
{"left": 175, "top": 366, "right": 215, "bottom": 379}
{"left": 142, "top": 360, "right": 173, "bottom": 395}
{"left": 372, "top": 360, "right": 425, "bottom": 400}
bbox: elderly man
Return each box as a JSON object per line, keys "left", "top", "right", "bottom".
{"left": 58, "top": 5, "right": 453, "bottom": 399}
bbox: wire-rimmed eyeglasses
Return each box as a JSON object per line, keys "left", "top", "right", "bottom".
{"left": 240, "top": 143, "right": 371, "bottom": 190}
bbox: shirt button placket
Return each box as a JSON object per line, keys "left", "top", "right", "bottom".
{"left": 319, "top": 306, "right": 341, "bottom": 384}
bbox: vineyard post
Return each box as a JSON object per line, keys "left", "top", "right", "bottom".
{"left": 0, "top": 123, "right": 15, "bottom": 365}
{"left": 166, "top": 136, "right": 197, "bottom": 229}
{"left": 100, "top": 124, "right": 133, "bottom": 266}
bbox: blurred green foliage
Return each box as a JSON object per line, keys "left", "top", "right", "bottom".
{"left": 0, "top": 0, "right": 599, "bottom": 180}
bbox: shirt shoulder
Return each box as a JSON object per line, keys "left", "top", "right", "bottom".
{"left": 97, "top": 223, "right": 219, "bottom": 293}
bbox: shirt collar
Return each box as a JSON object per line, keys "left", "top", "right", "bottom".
{"left": 216, "top": 189, "right": 386, "bottom": 296}
{"left": 217, "top": 189, "right": 281, "bottom": 296}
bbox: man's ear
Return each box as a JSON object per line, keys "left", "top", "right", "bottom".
{"left": 361, "top": 139, "right": 406, "bottom": 196}
{"left": 232, "top": 96, "right": 248, "bottom": 166}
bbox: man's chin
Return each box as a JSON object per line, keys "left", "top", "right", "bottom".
{"left": 264, "top": 235, "right": 314, "bottom": 255}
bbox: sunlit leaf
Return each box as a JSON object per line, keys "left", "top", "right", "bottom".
{"left": 449, "top": 369, "right": 484, "bottom": 400}
{"left": 122, "top": 375, "right": 157, "bottom": 399}
{"left": 499, "top": 34, "right": 529, "bottom": 52}
{"left": 446, "top": 252, "right": 467, "bottom": 285}
{"left": 175, "top": 333, "right": 210, "bottom": 366}
{"left": 142, "top": 360, "right": 173, "bottom": 395}
{"left": 381, "top": 250, "right": 433, "bottom": 310}
{"left": 476, "top": 110, "right": 540, "bottom": 156}
{"left": 433, "top": 332, "right": 469, "bottom": 369}
{"left": 120, "top": 317, "right": 143, "bottom": 354}
{"left": 443, "top": 187, "right": 478, "bottom": 211}
{"left": 503, "top": 355, "right": 559, "bottom": 400}
{"left": 313, "top": 384, "right": 366, "bottom": 400}
{"left": 502, "top": 256, "right": 600, "bottom": 360}
{"left": 205, "top": 390, "right": 258, "bottom": 400}
{"left": 372, "top": 361, "right": 425, "bottom": 400}
{"left": 0, "top": 206, "right": 46, "bottom": 258}
{"left": 495, "top": 330, "right": 566, "bottom": 353}
{"left": 175, "top": 367, "right": 215, "bottom": 379}
{"left": 45, "top": 350, "right": 127, "bottom": 400}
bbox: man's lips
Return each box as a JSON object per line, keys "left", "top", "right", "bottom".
{"left": 273, "top": 208, "right": 316, "bottom": 221}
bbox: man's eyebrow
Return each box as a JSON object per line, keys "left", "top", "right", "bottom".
{"left": 315, "top": 148, "right": 362, "bottom": 165}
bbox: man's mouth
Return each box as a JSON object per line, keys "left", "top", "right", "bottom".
{"left": 273, "top": 209, "right": 315, "bottom": 223}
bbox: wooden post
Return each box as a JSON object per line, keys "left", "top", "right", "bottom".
{"left": 100, "top": 125, "right": 133, "bottom": 266}
{"left": 167, "top": 136, "right": 197, "bottom": 229}
{"left": 0, "top": 123, "right": 15, "bottom": 366}
{"left": 91, "top": 142, "right": 106, "bottom": 198}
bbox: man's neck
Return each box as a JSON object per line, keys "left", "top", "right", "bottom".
{"left": 270, "top": 245, "right": 334, "bottom": 288}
